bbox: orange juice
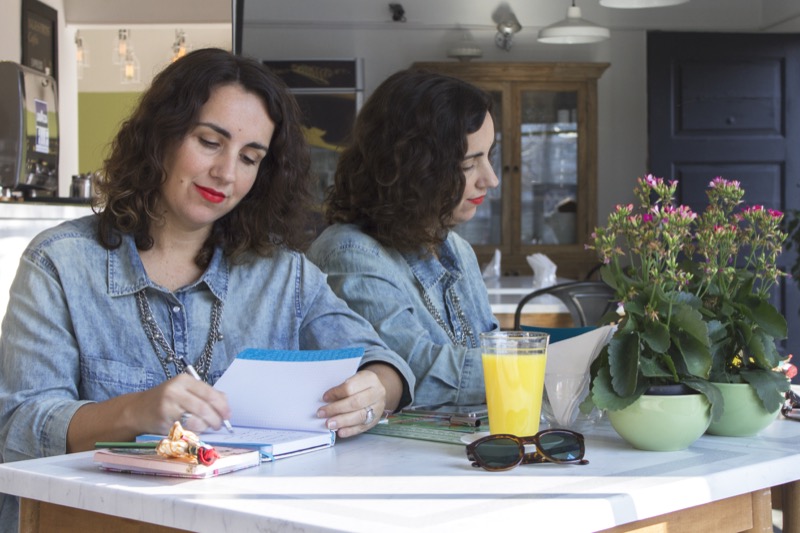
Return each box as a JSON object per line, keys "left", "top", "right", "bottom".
{"left": 482, "top": 349, "right": 547, "bottom": 435}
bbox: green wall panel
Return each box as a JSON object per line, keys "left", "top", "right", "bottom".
{"left": 78, "top": 92, "right": 141, "bottom": 174}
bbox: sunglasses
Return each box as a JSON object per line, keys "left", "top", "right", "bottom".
{"left": 466, "top": 429, "right": 588, "bottom": 472}
{"left": 782, "top": 390, "right": 800, "bottom": 421}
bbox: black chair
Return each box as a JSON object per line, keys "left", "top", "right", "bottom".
{"left": 513, "top": 280, "right": 616, "bottom": 330}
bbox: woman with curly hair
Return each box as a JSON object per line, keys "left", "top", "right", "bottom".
{"left": 0, "top": 48, "right": 414, "bottom": 530}
{"left": 308, "top": 69, "right": 499, "bottom": 406}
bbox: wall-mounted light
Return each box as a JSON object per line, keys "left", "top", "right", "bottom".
{"left": 600, "top": 0, "right": 689, "bottom": 7}
{"left": 538, "top": 1, "right": 609, "bottom": 44}
{"left": 493, "top": 4, "right": 522, "bottom": 51}
{"left": 112, "top": 29, "right": 130, "bottom": 65}
{"left": 172, "top": 29, "right": 189, "bottom": 62}
{"left": 389, "top": 3, "right": 406, "bottom": 22}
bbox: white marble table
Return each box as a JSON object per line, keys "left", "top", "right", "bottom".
{"left": 2, "top": 418, "right": 799, "bottom": 533}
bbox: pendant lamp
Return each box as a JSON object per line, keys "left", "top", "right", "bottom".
{"left": 538, "top": 1, "right": 610, "bottom": 44}
{"left": 600, "top": 0, "right": 689, "bottom": 7}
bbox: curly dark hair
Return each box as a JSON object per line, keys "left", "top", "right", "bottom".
{"left": 324, "top": 68, "right": 493, "bottom": 254}
{"left": 95, "top": 47, "right": 313, "bottom": 266}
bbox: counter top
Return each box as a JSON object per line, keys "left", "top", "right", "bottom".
{"left": 0, "top": 201, "right": 93, "bottom": 220}
{"left": 2, "top": 418, "right": 799, "bottom": 532}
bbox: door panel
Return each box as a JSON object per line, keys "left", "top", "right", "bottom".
{"left": 648, "top": 32, "right": 800, "bottom": 370}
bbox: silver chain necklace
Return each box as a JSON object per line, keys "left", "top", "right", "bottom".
{"left": 135, "top": 291, "right": 224, "bottom": 381}
{"left": 421, "top": 287, "right": 475, "bottom": 348}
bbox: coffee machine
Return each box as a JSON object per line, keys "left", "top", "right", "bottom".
{"left": 0, "top": 61, "right": 59, "bottom": 199}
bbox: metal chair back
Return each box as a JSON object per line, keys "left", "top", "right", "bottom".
{"left": 513, "top": 281, "right": 616, "bottom": 329}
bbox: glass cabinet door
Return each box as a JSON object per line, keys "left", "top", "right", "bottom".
{"left": 411, "top": 61, "right": 607, "bottom": 279}
{"left": 519, "top": 90, "right": 579, "bottom": 246}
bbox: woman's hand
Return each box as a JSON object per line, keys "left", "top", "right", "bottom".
{"left": 317, "top": 363, "right": 403, "bottom": 438}
{"left": 133, "top": 374, "right": 232, "bottom": 435}
{"left": 66, "top": 374, "right": 232, "bottom": 453}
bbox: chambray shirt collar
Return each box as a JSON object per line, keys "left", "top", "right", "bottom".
{"left": 106, "top": 231, "right": 229, "bottom": 299}
{"left": 402, "top": 235, "right": 463, "bottom": 290}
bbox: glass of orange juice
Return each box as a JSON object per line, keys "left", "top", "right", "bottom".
{"left": 480, "top": 331, "right": 549, "bottom": 435}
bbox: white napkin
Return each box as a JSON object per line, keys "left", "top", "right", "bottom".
{"left": 482, "top": 249, "right": 501, "bottom": 280}
{"left": 544, "top": 325, "right": 616, "bottom": 427}
{"left": 527, "top": 253, "right": 557, "bottom": 289}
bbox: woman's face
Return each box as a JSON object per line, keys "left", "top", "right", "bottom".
{"left": 450, "top": 112, "right": 499, "bottom": 226}
{"left": 158, "top": 83, "right": 275, "bottom": 234}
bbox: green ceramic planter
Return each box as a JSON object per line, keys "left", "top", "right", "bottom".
{"left": 608, "top": 392, "right": 711, "bottom": 451}
{"left": 706, "top": 382, "right": 780, "bottom": 437}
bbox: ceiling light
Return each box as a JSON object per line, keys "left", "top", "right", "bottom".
{"left": 538, "top": 1, "right": 610, "bottom": 45}
{"left": 172, "top": 29, "right": 189, "bottom": 62}
{"left": 448, "top": 32, "right": 483, "bottom": 62}
{"left": 112, "top": 29, "right": 129, "bottom": 65}
{"left": 600, "top": 0, "right": 689, "bottom": 7}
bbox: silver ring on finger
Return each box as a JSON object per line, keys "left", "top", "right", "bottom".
{"left": 364, "top": 406, "right": 375, "bottom": 425}
{"left": 179, "top": 412, "right": 192, "bottom": 427}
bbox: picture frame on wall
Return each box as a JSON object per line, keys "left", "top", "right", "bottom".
{"left": 261, "top": 59, "right": 364, "bottom": 207}
{"left": 21, "top": 0, "right": 58, "bottom": 83}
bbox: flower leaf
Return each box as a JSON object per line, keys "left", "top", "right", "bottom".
{"left": 607, "top": 330, "right": 641, "bottom": 398}
{"left": 739, "top": 368, "right": 790, "bottom": 413}
{"left": 641, "top": 320, "right": 669, "bottom": 352}
{"left": 590, "top": 365, "right": 646, "bottom": 411}
{"left": 746, "top": 329, "right": 784, "bottom": 369}
{"left": 671, "top": 330, "right": 712, "bottom": 378}
{"left": 682, "top": 378, "right": 724, "bottom": 421}
{"left": 749, "top": 297, "right": 787, "bottom": 340}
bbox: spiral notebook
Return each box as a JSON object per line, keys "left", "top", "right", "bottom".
{"left": 139, "top": 347, "right": 363, "bottom": 461}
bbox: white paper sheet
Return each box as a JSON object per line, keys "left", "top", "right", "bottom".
{"left": 213, "top": 349, "right": 362, "bottom": 432}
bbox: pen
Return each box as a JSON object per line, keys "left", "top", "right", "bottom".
{"left": 179, "top": 356, "right": 234, "bottom": 434}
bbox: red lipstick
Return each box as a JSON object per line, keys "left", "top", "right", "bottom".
{"left": 468, "top": 196, "right": 485, "bottom": 205}
{"left": 195, "top": 184, "right": 225, "bottom": 204}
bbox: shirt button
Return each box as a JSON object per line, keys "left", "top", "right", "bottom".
{"left": 172, "top": 306, "right": 181, "bottom": 313}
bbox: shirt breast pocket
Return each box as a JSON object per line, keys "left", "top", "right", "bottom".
{"left": 79, "top": 355, "right": 161, "bottom": 401}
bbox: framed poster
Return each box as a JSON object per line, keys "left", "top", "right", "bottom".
{"left": 262, "top": 59, "right": 364, "bottom": 205}
{"left": 21, "top": 0, "right": 58, "bottom": 83}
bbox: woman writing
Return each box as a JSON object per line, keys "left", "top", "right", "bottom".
{"left": 0, "top": 48, "right": 413, "bottom": 531}
{"left": 307, "top": 69, "right": 499, "bottom": 407}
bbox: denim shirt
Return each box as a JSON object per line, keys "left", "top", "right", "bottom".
{"left": 0, "top": 215, "right": 415, "bottom": 532}
{"left": 308, "top": 223, "right": 499, "bottom": 407}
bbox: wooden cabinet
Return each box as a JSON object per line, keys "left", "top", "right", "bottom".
{"left": 412, "top": 62, "right": 609, "bottom": 279}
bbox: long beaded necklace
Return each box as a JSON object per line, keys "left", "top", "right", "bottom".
{"left": 420, "top": 287, "right": 476, "bottom": 348}
{"left": 135, "top": 291, "right": 223, "bottom": 381}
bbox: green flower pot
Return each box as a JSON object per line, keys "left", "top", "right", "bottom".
{"left": 706, "top": 382, "right": 780, "bottom": 437}
{"left": 608, "top": 392, "right": 711, "bottom": 451}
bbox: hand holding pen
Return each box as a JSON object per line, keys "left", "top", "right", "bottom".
{"left": 179, "top": 356, "right": 234, "bottom": 433}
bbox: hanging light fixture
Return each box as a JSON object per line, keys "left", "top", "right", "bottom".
{"left": 171, "top": 29, "right": 189, "bottom": 62}
{"left": 538, "top": 1, "right": 610, "bottom": 44}
{"left": 121, "top": 48, "right": 140, "bottom": 84}
{"left": 600, "top": 0, "right": 689, "bottom": 7}
{"left": 112, "top": 29, "right": 130, "bottom": 65}
{"left": 75, "top": 31, "right": 90, "bottom": 72}
{"left": 448, "top": 31, "right": 483, "bottom": 62}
